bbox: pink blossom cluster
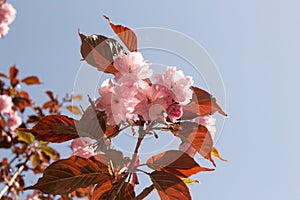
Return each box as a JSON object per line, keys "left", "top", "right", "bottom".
{"left": 0, "top": 94, "right": 22, "bottom": 131}
{"left": 0, "top": 1, "right": 16, "bottom": 38}
{"left": 95, "top": 52, "right": 194, "bottom": 125}
{"left": 70, "top": 137, "right": 95, "bottom": 159}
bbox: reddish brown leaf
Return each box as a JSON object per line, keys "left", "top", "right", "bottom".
{"left": 71, "top": 185, "right": 93, "bottom": 198}
{"left": 93, "top": 181, "right": 135, "bottom": 200}
{"left": 92, "top": 178, "right": 112, "bottom": 200}
{"left": 19, "top": 91, "right": 31, "bottom": 102}
{"left": 26, "top": 155, "right": 108, "bottom": 195}
{"left": 14, "top": 91, "right": 31, "bottom": 112}
{"left": 42, "top": 101, "right": 55, "bottom": 109}
{"left": 45, "top": 91, "right": 56, "bottom": 101}
{"left": 26, "top": 115, "right": 41, "bottom": 124}
{"left": 9, "top": 65, "right": 19, "bottom": 86}
{"left": 31, "top": 164, "right": 46, "bottom": 174}
{"left": 21, "top": 76, "right": 42, "bottom": 85}
{"left": 104, "top": 15, "right": 138, "bottom": 52}
{"left": 150, "top": 171, "right": 191, "bottom": 200}
{"left": 182, "top": 86, "right": 227, "bottom": 119}
{"left": 172, "top": 122, "right": 216, "bottom": 166}
{"left": 79, "top": 30, "right": 125, "bottom": 74}
{"left": 18, "top": 115, "right": 78, "bottom": 143}
{"left": 147, "top": 150, "right": 214, "bottom": 178}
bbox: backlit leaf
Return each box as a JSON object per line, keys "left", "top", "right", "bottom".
{"left": 32, "top": 152, "right": 40, "bottom": 168}
{"left": 150, "top": 171, "right": 191, "bottom": 200}
{"left": 79, "top": 31, "right": 125, "bottom": 74}
{"left": 18, "top": 115, "right": 78, "bottom": 143}
{"left": 66, "top": 105, "right": 82, "bottom": 115}
{"left": 26, "top": 155, "right": 108, "bottom": 195}
{"left": 172, "top": 122, "right": 216, "bottom": 166}
{"left": 104, "top": 15, "right": 138, "bottom": 52}
{"left": 183, "top": 178, "right": 200, "bottom": 185}
{"left": 182, "top": 86, "right": 227, "bottom": 119}
{"left": 71, "top": 95, "right": 82, "bottom": 101}
{"left": 15, "top": 129, "right": 35, "bottom": 145}
{"left": 9, "top": 65, "right": 19, "bottom": 86}
{"left": 146, "top": 150, "right": 214, "bottom": 178}
{"left": 211, "top": 147, "right": 227, "bottom": 162}
{"left": 40, "top": 145, "right": 60, "bottom": 161}
{"left": 21, "top": 76, "right": 42, "bottom": 85}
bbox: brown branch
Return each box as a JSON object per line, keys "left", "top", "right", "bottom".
{"left": 134, "top": 184, "right": 155, "bottom": 200}
{"left": 112, "top": 126, "right": 145, "bottom": 200}
{"left": 0, "top": 158, "right": 30, "bottom": 199}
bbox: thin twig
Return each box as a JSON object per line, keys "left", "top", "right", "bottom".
{"left": 112, "top": 127, "right": 145, "bottom": 200}
{"left": 0, "top": 157, "right": 30, "bottom": 199}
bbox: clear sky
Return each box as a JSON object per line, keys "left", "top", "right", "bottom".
{"left": 1, "top": 0, "right": 300, "bottom": 199}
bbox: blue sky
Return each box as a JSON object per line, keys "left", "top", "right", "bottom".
{"left": 1, "top": 0, "right": 300, "bottom": 199}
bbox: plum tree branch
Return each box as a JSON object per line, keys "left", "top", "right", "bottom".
{"left": 0, "top": 156, "right": 30, "bottom": 199}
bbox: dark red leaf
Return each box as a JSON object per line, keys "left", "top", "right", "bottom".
{"left": 92, "top": 178, "right": 112, "bottom": 200}
{"left": 45, "top": 91, "right": 56, "bottom": 101}
{"left": 150, "top": 171, "right": 191, "bottom": 200}
{"left": 79, "top": 30, "right": 125, "bottom": 74}
{"left": 172, "top": 122, "right": 216, "bottom": 166}
{"left": 92, "top": 181, "right": 135, "bottom": 200}
{"left": 42, "top": 101, "right": 55, "bottom": 109}
{"left": 26, "top": 155, "right": 109, "bottom": 195}
{"left": 147, "top": 150, "right": 214, "bottom": 178}
{"left": 104, "top": 15, "right": 138, "bottom": 52}
{"left": 21, "top": 76, "right": 42, "bottom": 85}
{"left": 71, "top": 185, "right": 93, "bottom": 198}
{"left": 0, "top": 73, "right": 8, "bottom": 78}
{"left": 182, "top": 86, "right": 227, "bottom": 119}
{"left": 18, "top": 115, "right": 78, "bottom": 143}
{"left": 9, "top": 65, "right": 19, "bottom": 87}
{"left": 14, "top": 91, "right": 31, "bottom": 112}
{"left": 26, "top": 115, "right": 41, "bottom": 124}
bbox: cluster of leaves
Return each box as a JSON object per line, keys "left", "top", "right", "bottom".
{"left": 0, "top": 66, "right": 83, "bottom": 199}
{"left": 13, "top": 16, "right": 228, "bottom": 200}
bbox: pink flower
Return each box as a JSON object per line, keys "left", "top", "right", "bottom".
{"left": 113, "top": 52, "right": 152, "bottom": 86}
{"left": 71, "top": 137, "right": 95, "bottom": 159}
{"left": 179, "top": 142, "right": 197, "bottom": 157}
{"left": 0, "top": 94, "right": 13, "bottom": 114}
{"left": 0, "top": 22, "right": 9, "bottom": 38}
{"left": 195, "top": 115, "right": 216, "bottom": 140}
{"left": 0, "top": 3, "right": 16, "bottom": 24}
{"left": 7, "top": 110, "right": 22, "bottom": 132}
{"left": 166, "top": 103, "right": 183, "bottom": 122}
{"left": 155, "top": 66, "right": 193, "bottom": 105}
{"left": 134, "top": 84, "right": 168, "bottom": 121}
{"left": 95, "top": 79, "right": 137, "bottom": 125}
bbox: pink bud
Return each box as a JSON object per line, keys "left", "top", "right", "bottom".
{"left": 166, "top": 103, "right": 183, "bottom": 121}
